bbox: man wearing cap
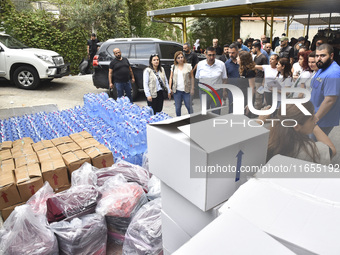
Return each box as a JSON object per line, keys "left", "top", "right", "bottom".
{"left": 278, "top": 36, "right": 294, "bottom": 64}
{"left": 85, "top": 33, "right": 99, "bottom": 74}
{"left": 293, "top": 36, "right": 306, "bottom": 63}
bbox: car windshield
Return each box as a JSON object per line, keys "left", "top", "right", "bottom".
{"left": 0, "top": 35, "right": 29, "bottom": 49}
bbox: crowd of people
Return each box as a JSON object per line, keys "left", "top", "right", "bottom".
{"left": 105, "top": 33, "right": 340, "bottom": 166}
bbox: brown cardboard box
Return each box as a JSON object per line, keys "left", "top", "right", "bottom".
{"left": 14, "top": 154, "right": 39, "bottom": 168}
{"left": 41, "top": 158, "right": 70, "bottom": 191}
{"left": 37, "top": 147, "right": 62, "bottom": 163}
{"left": 12, "top": 137, "right": 33, "bottom": 147}
{"left": 32, "top": 140, "right": 54, "bottom": 152}
{"left": 57, "top": 142, "right": 81, "bottom": 155}
{"left": 0, "top": 159, "right": 15, "bottom": 172}
{"left": 69, "top": 131, "right": 93, "bottom": 142}
{"left": 0, "top": 141, "right": 13, "bottom": 150}
{"left": 62, "top": 150, "right": 91, "bottom": 175}
{"left": 15, "top": 163, "right": 44, "bottom": 202}
{"left": 1, "top": 202, "right": 25, "bottom": 222}
{"left": 85, "top": 144, "right": 114, "bottom": 169}
{"left": 11, "top": 146, "right": 35, "bottom": 159}
{"left": 0, "top": 149, "right": 12, "bottom": 161}
{"left": 0, "top": 170, "right": 22, "bottom": 210}
{"left": 55, "top": 184, "right": 71, "bottom": 193}
{"left": 76, "top": 138, "right": 100, "bottom": 150}
{"left": 51, "top": 136, "right": 73, "bottom": 147}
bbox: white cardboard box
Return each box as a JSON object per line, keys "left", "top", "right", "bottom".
{"left": 161, "top": 181, "right": 221, "bottom": 237}
{"left": 173, "top": 209, "right": 296, "bottom": 255}
{"left": 147, "top": 113, "right": 269, "bottom": 211}
{"left": 255, "top": 154, "right": 340, "bottom": 202}
{"left": 219, "top": 178, "right": 340, "bottom": 255}
{"left": 161, "top": 210, "right": 191, "bottom": 254}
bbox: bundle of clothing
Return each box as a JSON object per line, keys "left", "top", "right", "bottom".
{"left": 46, "top": 185, "right": 99, "bottom": 223}
{"left": 50, "top": 213, "right": 107, "bottom": 255}
{"left": 96, "top": 174, "right": 148, "bottom": 244}
{"left": 122, "top": 198, "right": 163, "bottom": 255}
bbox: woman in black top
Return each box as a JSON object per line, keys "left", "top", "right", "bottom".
{"left": 237, "top": 51, "right": 256, "bottom": 116}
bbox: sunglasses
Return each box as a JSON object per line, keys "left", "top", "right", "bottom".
{"left": 151, "top": 53, "right": 159, "bottom": 57}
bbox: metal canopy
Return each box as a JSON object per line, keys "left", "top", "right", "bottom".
{"left": 147, "top": 0, "right": 340, "bottom": 18}
{"left": 294, "top": 16, "right": 340, "bottom": 26}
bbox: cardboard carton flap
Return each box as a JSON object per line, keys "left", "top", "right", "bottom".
{"left": 51, "top": 136, "right": 73, "bottom": 146}
{"left": 177, "top": 114, "right": 269, "bottom": 153}
{"left": 0, "top": 150, "right": 12, "bottom": 160}
{"left": 0, "top": 170, "right": 15, "bottom": 187}
{"left": 0, "top": 141, "right": 13, "bottom": 150}
{"left": 85, "top": 144, "right": 111, "bottom": 158}
{"left": 63, "top": 150, "right": 89, "bottom": 164}
{"left": 15, "top": 163, "right": 42, "bottom": 184}
{"left": 41, "top": 158, "right": 66, "bottom": 172}
{"left": 0, "top": 158, "right": 15, "bottom": 172}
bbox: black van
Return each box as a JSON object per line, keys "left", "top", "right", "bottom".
{"left": 92, "top": 38, "right": 183, "bottom": 100}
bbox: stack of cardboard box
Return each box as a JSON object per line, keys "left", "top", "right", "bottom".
{"left": 0, "top": 131, "right": 113, "bottom": 222}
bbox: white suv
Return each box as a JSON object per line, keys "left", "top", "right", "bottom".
{"left": 0, "top": 33, "right": 70, "bottom": 89}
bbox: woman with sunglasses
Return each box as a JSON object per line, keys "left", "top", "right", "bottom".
{"left": 169, "top": 51, "right": 194, "bottom": 116}
{"left": 265, "top": 101, "right": 336, "bottom": 165}
{"left": 143, "top": 54, "right": 171, "bottom": 114}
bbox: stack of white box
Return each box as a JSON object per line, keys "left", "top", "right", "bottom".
{"left": 147, "top": 113, "right": 270, "bottom": 254}
{"left": 175, "top": 155, "right": 340, "bottom": 255}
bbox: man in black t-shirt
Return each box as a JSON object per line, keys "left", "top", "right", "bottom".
{"left": 84, "top": 33, "right": 99, "bottom": 74}
{"left": 183, "top": 43, "right": 198, "bottom": 71}
{"left": 108, "top": 48, "right": 135, "bottom": 102}
{"left": 278, "top": 36, "right": 294, "bottom": 64}
{"left": 252, "top": 42, "right": 268, "bottom": 110}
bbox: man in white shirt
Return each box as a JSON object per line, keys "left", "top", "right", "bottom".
{"left": 195, "top": 47, "right": 227, "bottom": 114}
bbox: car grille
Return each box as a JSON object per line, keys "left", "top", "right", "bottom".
{"left": 53, "top": 56, "right": 64, "bottom": 66}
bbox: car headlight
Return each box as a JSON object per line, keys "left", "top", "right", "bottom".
{"left": 35, "top": 54, "right": 54, "bottom": 65}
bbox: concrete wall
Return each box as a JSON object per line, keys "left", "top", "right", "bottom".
{"left": 240, "top": 20, "right": 319, "bottom": 41}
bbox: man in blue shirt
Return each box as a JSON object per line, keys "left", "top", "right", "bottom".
{"left": 311, "top": 43, "right": 340, "bottom": 136}
{"left": 237, "top": 38, "right": 250, "bottom": 52}
{"left": 225, "top": 43, "right": 240, "bottom": 113}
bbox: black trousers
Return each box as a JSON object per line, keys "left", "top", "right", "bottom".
{"left": 147, "top": 90, "right": 164, "bottom": 114}
{"left": 85, "top": 53, "right": 96, "bottom": 74}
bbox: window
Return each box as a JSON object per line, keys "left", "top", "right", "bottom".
{"left": 106, "top": 44, "right": 130, "bottom": 58}
{"left": 134, "top": 44, "right": 156, "bottom": 59}
{"left": 159, "top": 43, "right": 182, "bottom": 59}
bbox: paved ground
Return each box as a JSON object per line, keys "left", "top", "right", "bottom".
{"left": 1, "top": 74, "right": 339, "bottom": 165}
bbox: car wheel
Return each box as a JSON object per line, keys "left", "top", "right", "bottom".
{"left": 131, "top": 82, "right": 139, "bottom": 101}
{"left": 13, "top": 66, "right": 40, "bottom": 89}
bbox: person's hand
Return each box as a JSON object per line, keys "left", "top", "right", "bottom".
{"left": 190, "top": 88, "right": 194, "bottom": 96}
{"left": 147, "top": 96, "right": 152, "bottom": 102}
{"left": 168, "top": 93, "right": 171, "bottom": 100}
{"left": 131, "top": 77, "right": 135, "bottom": 84}
{"left": 109, "top": 83, "right": 114, "bottom": 89}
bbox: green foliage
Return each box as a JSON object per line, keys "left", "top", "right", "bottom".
{"left": 189, "top": 17, "right": 234, "bottom": 49}
{"left": 2, "top": 3, "right": 85, "bottom": 74}
{"left": 1, "top": 0, "right": 235, "bottom": 75}
{"left": 57, "top": 0, "right": 131, "bottom": 41}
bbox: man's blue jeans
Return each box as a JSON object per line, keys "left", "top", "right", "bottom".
{"left": 115, "top": 81, "right": 132, "bottom": 102}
